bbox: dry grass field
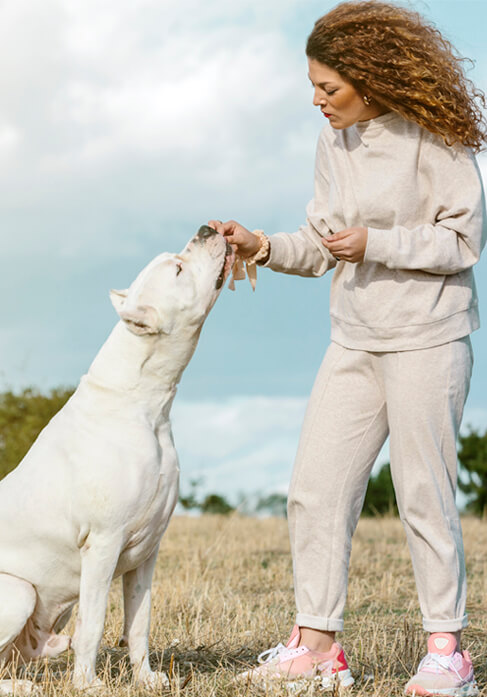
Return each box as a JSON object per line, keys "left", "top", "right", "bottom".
{"left": 5, "top": 514, "right": 487, "bottom": 696}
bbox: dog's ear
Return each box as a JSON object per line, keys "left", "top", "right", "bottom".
{"left": 110, "top": 289, "right": 174, "bottom": 335}
{"left": 119, "top": 305, "right": 164, "bottom": 336}
{"left": 110, "top": 289, "right": 128, "bottom": 313}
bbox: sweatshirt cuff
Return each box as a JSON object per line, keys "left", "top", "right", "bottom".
{"left": 364, "top": 227, "right": 392, "bottom": 266}
{"left": 260, "top": 234, "right": 289, "bottom": 269}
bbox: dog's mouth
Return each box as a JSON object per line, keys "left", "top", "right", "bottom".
{"left": 125, "top": 319, "right": 147, "bottom": 330}
{"left": 215, "top": 241, "right": 235, "bottom": 290}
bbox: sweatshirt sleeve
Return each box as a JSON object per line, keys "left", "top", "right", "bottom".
{"left": 364, "top": 139, "right": 487, "bottom": 275}
{"left": 262, "top": 131, "right": 338, "bottom": 278}
{"left": 263, "top": 207, "right": 337, "bottom": 277}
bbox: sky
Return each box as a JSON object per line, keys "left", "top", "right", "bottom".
{"left": 1, "top": 0, "right": 486, "bottom": 504}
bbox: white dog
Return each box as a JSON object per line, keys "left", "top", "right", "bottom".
{"left": 0, "top": 226, "right": 233, "bottom": 694}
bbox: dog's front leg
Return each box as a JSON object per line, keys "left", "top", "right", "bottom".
{"left": 120, "top": 546, "right": 169, "bottom": 688}
{"left": 72, "top": 535, "right": 121, "bottom": 689}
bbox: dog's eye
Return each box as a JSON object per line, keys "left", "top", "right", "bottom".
{"left": 176, "top": 263, "right": 183, "bottom": 276}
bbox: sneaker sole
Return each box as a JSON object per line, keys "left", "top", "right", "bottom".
{"left": 320, "top": 669, "right": 355, "bottom": 690}
{"left": 242, "top": 669, "right": 355, "bottom": 693}
{"left": 405, "top": 680, "right": 479, "bottom": 697}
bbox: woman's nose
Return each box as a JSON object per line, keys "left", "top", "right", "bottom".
{"left": 313, "top": 88, "right": 326, "bottom": 107}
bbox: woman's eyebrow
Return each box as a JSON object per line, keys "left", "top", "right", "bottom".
{"left": 307, "top": 74, "right": 335, "bottom": 87}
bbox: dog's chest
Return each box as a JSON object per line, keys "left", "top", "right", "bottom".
{"left": 115, "top": 425, "right": 179, "bottom": 575}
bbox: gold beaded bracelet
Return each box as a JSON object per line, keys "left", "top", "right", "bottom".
{"left": 244, "top": 230, "right": 270, "bottom": 265}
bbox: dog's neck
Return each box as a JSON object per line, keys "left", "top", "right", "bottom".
{"left": 84, "top": 321, "right": 202, "bottom": 419}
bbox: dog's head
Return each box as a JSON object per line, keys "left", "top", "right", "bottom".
{"left": 110, "top": 226, "right": 234, "bottom": 336}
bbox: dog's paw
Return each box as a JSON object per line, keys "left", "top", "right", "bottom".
{"left": 137, "top": 670, "right": 170, "bottom": 690}
{"left": 40, "top": 632, "right": 71, "bottom": 658}
{"left": 72, "top": 675, "right": 105, "bottom": 692}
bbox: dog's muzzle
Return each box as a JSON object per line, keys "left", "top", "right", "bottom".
{"left": 215, "top": 240, "right": 234, "bottom": 290}
{"left": 190, "top": 225, "right": 234, "bottom": 289}
{"left": 196, "top": 225, "right": 219, "bottom": 241}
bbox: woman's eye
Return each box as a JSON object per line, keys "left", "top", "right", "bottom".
{"left": 176, "top": 263, "right": 183, "bottom": 276}
{"left": 326, "top": 89, "right": 337, "bottom": 96}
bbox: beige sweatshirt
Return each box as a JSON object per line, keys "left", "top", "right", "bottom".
{"left": 265, "top": 111, "right": 486, "bottom": 350}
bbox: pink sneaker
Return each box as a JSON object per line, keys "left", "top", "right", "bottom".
{"left": 405, "top": 633, "right": 478, "bottom": 696}
{"left": 238, "top": 624, "right": 354, "bottom": 691}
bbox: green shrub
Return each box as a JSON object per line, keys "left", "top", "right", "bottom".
{"left": 458, "top": 427, "right": 487, "bottom": 515}
{"left": 362, "top": 463, "right": 398, "bottom": 516}
{"left": 0, "top": 387, "right": 74, "bottom": 480}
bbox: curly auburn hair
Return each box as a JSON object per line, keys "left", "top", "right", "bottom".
{"left": 306, "top": 1, "right": 487, "bottom": 152}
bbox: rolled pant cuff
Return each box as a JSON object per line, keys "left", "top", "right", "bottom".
{"left": 296, "top": 613, "right": 344, "bottom": 632}
{"left": 422, "top": 614, "right": 468, "bottom": 633}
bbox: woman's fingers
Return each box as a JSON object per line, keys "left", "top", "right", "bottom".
{"left": 207, "top": 219, "right": 224, "bottom": 234}
{"left": 322, "top": 227, "right": 367, "bottom": 263}
{"left": 207, "top": 219, "right": 261, "bottom": 257}
{"left": 223, "top": 234, "right": 238, "bottom": 246}
{"left": 207, "top": 219, "right": 243, "bottom": 238}
{"left": 208, "top": 219, "right": 251, "bottom": 242}
{"left": 322, "top": 236, "right": 345, "bottom": 255}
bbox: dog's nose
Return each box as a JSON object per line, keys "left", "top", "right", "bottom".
{"left": 196, "top": 225, "right": 218, "bottom": 240}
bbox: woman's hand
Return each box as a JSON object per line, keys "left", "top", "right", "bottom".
{"left": 208, "top": 219, "right": 261, "bottom": 259}
{"left": 322, "top": 227, "right": 368, "bottom": 263}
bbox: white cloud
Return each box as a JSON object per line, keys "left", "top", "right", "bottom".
{"left": 51, "top": 34, "right": 296, "bottom": 167}
{"left": 172, "top": 396, "right": 307, "bottom": 501}
{"left": 0, "top": 124, "right": 21, "bottom": 155}
{"left": 0, "top": 0, "right": 318, "bottom": 261}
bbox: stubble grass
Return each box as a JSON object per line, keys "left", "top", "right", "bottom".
{"left": 7, "top": 515, "right": 487, "bottom": 696}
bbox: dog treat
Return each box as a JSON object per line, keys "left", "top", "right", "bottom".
{"left": 228, "top": 230, "right": 268, "bottom": 291}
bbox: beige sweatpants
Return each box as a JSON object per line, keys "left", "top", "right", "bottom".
{"left": 287, "top": 338, "right": 473, "bottom": 633}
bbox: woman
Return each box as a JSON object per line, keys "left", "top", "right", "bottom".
{"left": 210, "top": 2, "right": 486, "bottom": 694}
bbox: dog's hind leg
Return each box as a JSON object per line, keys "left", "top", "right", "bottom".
{"left": 0, "top": 573, "right": 37, "bottom": 696}
{"left": 18, "top": 620, "right": 71, "bottom": 662}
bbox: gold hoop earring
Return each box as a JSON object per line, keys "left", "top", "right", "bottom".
{"left": 363, "top": 95, "right": 372, "bottom": 106}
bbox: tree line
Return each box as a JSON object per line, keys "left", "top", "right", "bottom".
{"left": 0, "top": 387, "right": 486, "bottom": 516}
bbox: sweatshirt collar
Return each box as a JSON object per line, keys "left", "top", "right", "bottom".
{"left": 347, "top": 110, "right": 403, "bottom": 146}
{"left": 353, "top": 110, "right": 402, "bottom": 133}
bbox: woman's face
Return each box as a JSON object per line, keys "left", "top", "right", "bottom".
{"left": 307, "top": 58, "right": 385, "bottom": 128}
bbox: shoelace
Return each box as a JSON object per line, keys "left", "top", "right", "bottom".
{"left": 256, "top": 642, "right": 338, "bottom": 680}
{"left": 257, "top": 643, "right": 307, "bottom": 665}
{"left": 418, "top": 652, "right": 463, "bottom": 681}
{"left": 257, "top": 642, "right": 286, "bottom": 664}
